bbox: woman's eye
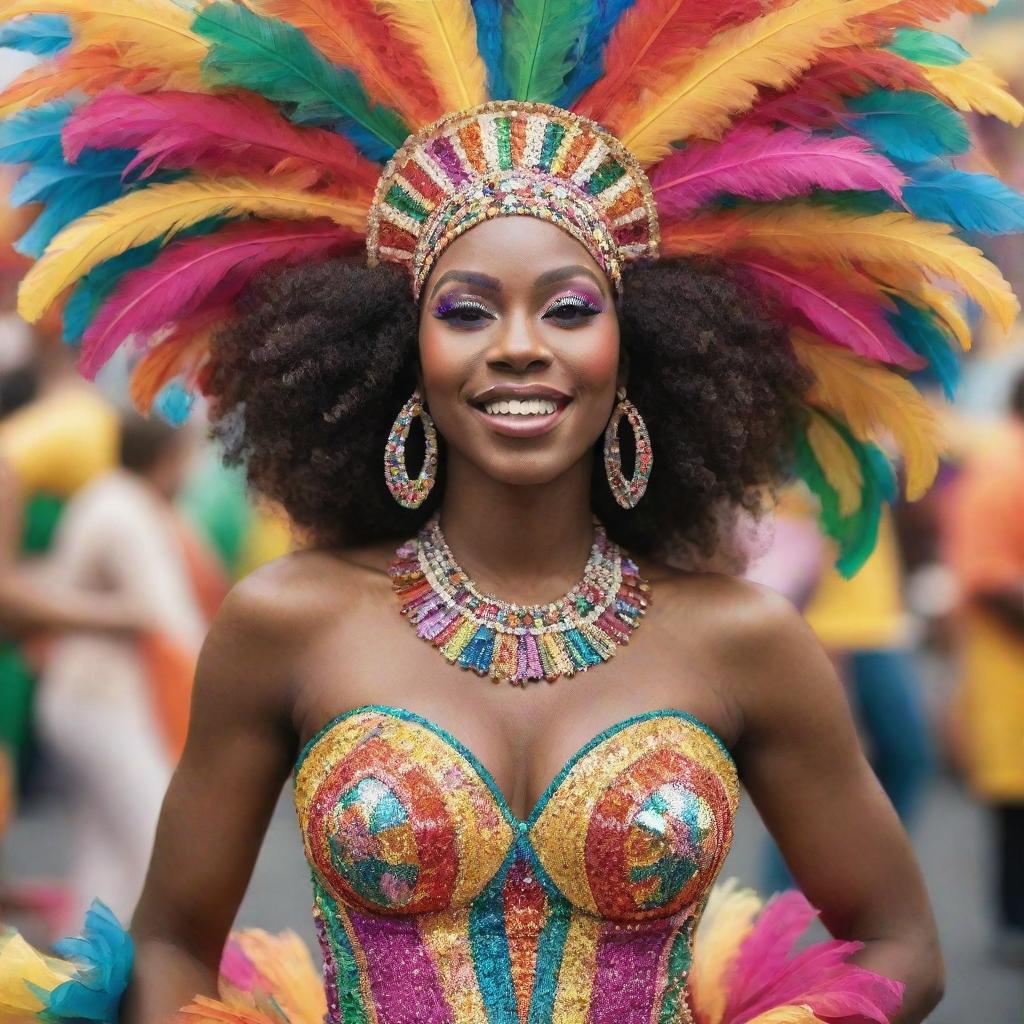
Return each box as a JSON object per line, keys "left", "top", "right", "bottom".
{"left": 543, "top": 296, "right": 602, "bottom": 324}
{"left": 434, "top": 299, "right": 494, "bottom": 326}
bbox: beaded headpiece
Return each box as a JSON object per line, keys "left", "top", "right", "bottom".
{"left": 367, "top": 101, "right": 659, "bottom": 298}
{"left": 1, "top": 0, "right": 1022, "bottom": 573}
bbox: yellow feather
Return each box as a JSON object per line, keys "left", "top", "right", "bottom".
{"left": 0, "top": 0, "right": 207, "bottom": 70}
{"left": 17, "top": 177, "right": 369, "bottom": 324}
{"left": 792, "top": 329, "right": 947, "bottom": 501}
{"left": 617, "top": 0, "right": 894, "bottom": 164}
{"left": 689, "top": 879, "right": 763, "bottom": 1024}
{"left": 880, "top": 271, "right": 973, "bottom": 352}
{"left": 0, "top": 933, "right": 74, "bottom": 1015}
{"left": 662, "top": 207, "right": 1018, "bottom": 331}
{"left": 806, "top": 409, "right": 863, "bottom": 516}
{"left": 372, "top": 0, "right": 487, "bottom": 112}
{"left": 921, "top": 59, "right": 1024, "bottom": 127}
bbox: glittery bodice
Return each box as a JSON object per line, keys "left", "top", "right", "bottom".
{"left": 293, "top": 705, "right": 739, "bottom": 1024}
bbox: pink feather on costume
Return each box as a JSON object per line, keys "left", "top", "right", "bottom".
{"left": 79, "top": 219, "right": 362, "bottom": 379}
{"left": 720, "top": 892, "right": 905, "bottom": 1024}
{"left": 737, "top": 256, "right": 924, "bottom": 367}
{"left": 650, "top": 125, "right": 906, "bottom": 218}
{"left": 61, "top": 91, "right": 380, "bottom": 196}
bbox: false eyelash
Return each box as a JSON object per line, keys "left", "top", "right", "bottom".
{"left": 433, "top": 297, "right": 493, "bottom": 319}
{"left": 544, "top": 291, "right": 603, "bottom": 317}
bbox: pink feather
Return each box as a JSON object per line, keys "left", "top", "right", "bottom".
{"left": 62, "top": 91, "right": 380, "bottom": 196}
{"left": 651, "top": 125, "right": 906, "bottom": 219}
{"left": 79, "top": 219, "right": 362, "bottom": 379}
{"left": 738, "top": 256, "right": 924, "bottom": 367}
{"left": 720, "top": 892, "right": 905, "bottom": 1024}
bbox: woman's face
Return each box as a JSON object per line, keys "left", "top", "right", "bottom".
{"left": 418, "top": 216, "right": 621, "bottom": 489}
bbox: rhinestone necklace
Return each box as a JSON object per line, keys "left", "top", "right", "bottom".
{"left": 388, "top": 516, "right": 650, "bottom": 685}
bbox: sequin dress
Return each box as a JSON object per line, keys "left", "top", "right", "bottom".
{"left": 294, "top": 705, "right": 739, "bottom": 1023}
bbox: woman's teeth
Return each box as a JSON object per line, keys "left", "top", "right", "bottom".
{"left": 482, "top": 398, "right": 558, "bottom": 416}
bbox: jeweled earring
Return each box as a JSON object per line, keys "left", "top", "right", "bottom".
{"left": 604, "top": 387, "right": 652, "bottom": 509}
{"left": 385, "top": 389, "right": 438, "bottom": 509}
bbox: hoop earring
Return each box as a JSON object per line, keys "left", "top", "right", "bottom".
{"left": 385, "top": 389, "right": 438, "bottom": 509}
{"left": 604, "top": 387, "right": 652, "bottom": 509}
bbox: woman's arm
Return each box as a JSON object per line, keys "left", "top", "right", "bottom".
{"left": 729, "top": 584, "right": 943, "bottom": 1024}
{"left": 121, "top": 567, "right": 301, "bottom": 1024}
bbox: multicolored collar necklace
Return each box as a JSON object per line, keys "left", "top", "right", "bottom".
{"left": 389, "top": 516, "right": 650, "bottom": 686}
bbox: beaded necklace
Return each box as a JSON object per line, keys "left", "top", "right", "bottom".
{"left": 388, "top": 516, "right": 650, "bottom": 685}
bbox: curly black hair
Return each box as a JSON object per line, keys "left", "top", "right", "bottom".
{"left": 206, "top": 256, "right": 809, "bottom": 564}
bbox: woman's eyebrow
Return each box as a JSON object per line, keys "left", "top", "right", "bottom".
{"left": 428, "top": 270, "right": 501, "bottom": 300}
{"left": 533, "top": 265, "right": 605, "bottom": 291}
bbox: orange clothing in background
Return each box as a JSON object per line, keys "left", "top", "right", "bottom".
{"left": 944, "top": 422, "right": 1024, "bottom": 800}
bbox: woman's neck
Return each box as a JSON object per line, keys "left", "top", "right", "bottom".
{"left": 437, "top": 458, "right": 596, "bottom": 605}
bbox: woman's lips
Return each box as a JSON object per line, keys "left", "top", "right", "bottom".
{"left": 471, "top": 400, "right": 571, "bottom": 438}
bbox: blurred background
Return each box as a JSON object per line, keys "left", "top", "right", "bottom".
{"left": 0, "top": 3, "right": 1022, "bottom": 1022}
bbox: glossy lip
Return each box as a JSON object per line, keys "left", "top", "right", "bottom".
{"left": 469, "top": 383, "right": 574, "bottom": 439}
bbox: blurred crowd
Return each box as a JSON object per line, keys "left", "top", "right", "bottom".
{"left": 0, "top": 1, "right": 1021, "bottom": 1012}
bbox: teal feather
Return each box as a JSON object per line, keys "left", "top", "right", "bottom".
{"left": 886, "top": 28, "right": 969, "bottom": 67}
{"left": 846, "top": 91, "right": 969, "bottom": 163}
{"left": 193, "top": 1, "right": 407, "bottom": 161}
{"left": 154, "top": 381, "right": 195, "bottom": 426}
{"left": 0, "top": 101, "right": 74, "bottom": 165}
{"left": 473, "top": 0, "right": 512, "bottom": 100}
{"left": 902, "top": 164, "right": 1024, "bottom": 235}
{"left": 0, "top": 14, "right": 71, "bottom": 56}
{"left": 502, "top": 0, "right": 594, "bottom": 103}
{"left": 888, "top": 296, "right": 960, "bottom": 400}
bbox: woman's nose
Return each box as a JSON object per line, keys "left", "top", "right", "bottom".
{"left": 486, "top": 313, "right": 552, "bottom": 372}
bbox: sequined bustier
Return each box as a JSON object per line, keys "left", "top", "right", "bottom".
{"left": 293, "top": 705, "right": 739, "bottom": 1023}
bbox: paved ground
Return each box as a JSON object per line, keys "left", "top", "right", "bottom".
{"left": 5, "top": 768, "right": 1021, "bottom": 1021}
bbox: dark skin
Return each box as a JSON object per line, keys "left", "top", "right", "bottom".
{"left": 126, "top": 218, "right": 943, "bottom": 1023}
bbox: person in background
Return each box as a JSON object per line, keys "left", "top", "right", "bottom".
{"left": 943, "top": 369, "right": 1024, "bottom": 965}
{"left": 34, "top": 412, "right": 221, "bottom": 928}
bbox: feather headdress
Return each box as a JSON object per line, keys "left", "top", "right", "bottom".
{"left": 0, "top": 0, "right": 1021, "bottom": 573}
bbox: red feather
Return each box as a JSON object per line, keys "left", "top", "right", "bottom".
{"left": 80, "top": 219, "right": 362, "bottom": 379}
{"left": 749, "top": 47, "right": 933, "bottom": 129}
{"left": 737, "top": 255, "right": 924, "bottom": 366}
{"left": 651, "top": 125, "right": 906, "bottom": 218}
{"left": 857, "top": 0, "right": 988, "bottom": 31}
{"left": 62, "top": 91, "right": 380, "bottom": 197}
{"left": 248, "top": 0, "right": 442, "bottom": 126}
{"left": 572, "top": 0, "right": 763, "bottom": 125}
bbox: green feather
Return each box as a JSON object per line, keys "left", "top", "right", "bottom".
{"left": 193, "top": 1, "right": 407, "bottom": 160}
{"left": 887, "top": 28, "right": 969, "bottom": 68}
{"left": 502, "top": 0, "right": 591, "bottom": 103}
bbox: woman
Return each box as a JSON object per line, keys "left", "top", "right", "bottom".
{"left": 1, "top": 0, "right": 1020, "bottom": 1020}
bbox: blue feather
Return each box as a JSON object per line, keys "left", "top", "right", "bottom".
{"left": 885, "top": 28, "right": 969, "bottom": 67}
{"left": 846, "top": 90, "right": 969, "bottom": 163}
{"left": 902, "top": 163, "right": 1024, "bottom": 235}
{"left": 0, "top": 101, "right": 74, "bottom": 165}
{"left": 0, "top": 14, "right": 72, "bottom": 56}
{"left": 154, "top": 381, "right": 195, "bottom": 425}
{"left": 888, "top": 297, "right": 960, "bottom": 401}
{"left": 555, "top": 0, "right": 638, "bottom": 109}
{"left": 473, "top": 0, "right": 511, "bottom": 100}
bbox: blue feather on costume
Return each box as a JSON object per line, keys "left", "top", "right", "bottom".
{"left": 0, "top": 14, "right": 72, "bottom": 56}
{"left": 0, "top": 101, "right": 75, "bottom": 166}
{"left": 555, "top": 0, "right": 638, "bottom": 109}
{"left": 473, "top": 0, "right": 511, "bottom": 100}
{"left": 846, "top": 90, "right": 969, "bottom": 163}
{"left": 888, "top": 297, "right": 960, "bottom": 400}
{"left": 903, "top": 164, "right": 1024, "bottom": 235}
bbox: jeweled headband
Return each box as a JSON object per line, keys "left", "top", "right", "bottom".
{"left": 366, "top": 102, "right": 660, "bottom": 299}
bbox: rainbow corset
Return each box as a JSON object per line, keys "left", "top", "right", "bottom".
{"left": 293, "top": 705, "right": 739, "bottom": 1023}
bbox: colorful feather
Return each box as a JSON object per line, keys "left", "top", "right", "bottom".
{"left": 806, "top": 409, "right": 863, "bottom": 516}
{"left": 902, "top": 164, "right": 1024, "bottom": 235}
{"left": 0, "top": 13, "right": 71, "bottom": 55}
{"left": 249, "top": 0, "right": 441, "bottom": 126}
{"left": 129, "top": 323, "right": 213, "bottom": 415}
{"left": 792, "top": 328, "right": 945, "bottom": 501}
{"left": 554, "top": 0, "right": 639, "bottom": 108}
{"left": 651, "top": 125, "right": 906, "bottom": 219}
{"left": 615, "top": 0, "right": 902, "bottom": 165}
{"left": 845, "top": 90, "right": 970, "bottom": 163}
{"left": 373, "top": 0, "right": 487, "bottom": 112}
{"left": 886, "top": 28, "right": 969, "bottom": 67}
{"left": 572, "top": 0, "right": 760, "bottom": 125}
{"left": 62, "top": 91, "right": 380, "bottom": 196}
{"left": 472, "top": 0, "right": 511, "bottom": 99}
{"left": 0, "top": 99, "right": 73, "bottom": 164}
{"left": 17, "top": 175, "right": 369, "bottom": 323}
{"left": 194, "top": 1, "right": 408, "bottom": 161}
{"left": 662, "top": 206, "right": 1019, "bottom": 330}
{"left": 888, "top": 296, "right": 960, "bottom": 399}
{"left": 856, "top": 0, "right": 988, "bottom": 31}
{"left": 920, "top": 58, "right": 1024, "bottom": 126}
{"left": 79, "top": 219, "right": 362, "bottom": 378}
{"left": 738, "top": 257, "right": 921, "bottom": 366}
